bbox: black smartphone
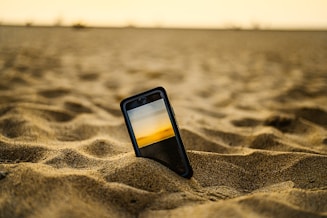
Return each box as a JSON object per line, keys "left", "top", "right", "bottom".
{"left": 120, "top": 87, "right": 193, "bottom": 178}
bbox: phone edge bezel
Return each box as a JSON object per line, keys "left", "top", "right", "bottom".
{"left": 120, "top": 86, "right": 193, "bottom": 178}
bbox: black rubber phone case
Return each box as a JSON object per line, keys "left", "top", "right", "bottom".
{"left": 120, "top": 87, "right": 193, "bottom": 178}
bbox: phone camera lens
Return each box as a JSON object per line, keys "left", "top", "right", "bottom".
{"left": 138, "top": 97, "right": 146, "bottom": 103}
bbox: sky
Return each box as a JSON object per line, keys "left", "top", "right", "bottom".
{"left": 1, "top": 0, "right": 327, "bottom": 29}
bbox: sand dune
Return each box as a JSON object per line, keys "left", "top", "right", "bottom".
{"left": 0, "top": 26, "right": 327, "bottom": 217}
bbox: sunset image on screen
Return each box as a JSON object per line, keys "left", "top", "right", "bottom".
{"left": 127, "top": 99, "right": 175, "bottom": 148}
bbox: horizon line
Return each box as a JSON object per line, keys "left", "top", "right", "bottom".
{"left": 1, "top": 23, "right": 327, "bottom": 32}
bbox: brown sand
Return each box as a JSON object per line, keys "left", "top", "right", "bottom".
{"left": 0, "top": 26, "right": 327, "bottom": 217}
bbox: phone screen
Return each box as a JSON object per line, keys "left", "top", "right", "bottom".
{"left": 127, "top": 98, "right": 175, "bottom": 148}
{"left": 121, "top": 88, "right": 192, "bottom": 178}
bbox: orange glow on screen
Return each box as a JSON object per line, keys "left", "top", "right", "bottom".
{"left": 137, "top": 125, "right": 175, "bottom": 148}
{"left": 127, "top": 99, "right": 175, "bottom": 148}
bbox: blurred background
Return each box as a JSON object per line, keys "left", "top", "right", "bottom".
{"left": 1, "top": 0, "right": 327, "bottom": 29}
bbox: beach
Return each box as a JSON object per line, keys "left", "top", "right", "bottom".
{"left": 0, "top": 26, "right": 327, "bottom": 217}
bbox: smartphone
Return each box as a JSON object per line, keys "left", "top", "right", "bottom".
{"left": 120, "top": 87, "right": 193, "bottom": 178}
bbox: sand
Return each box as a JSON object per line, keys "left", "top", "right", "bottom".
{"left": 0, "top": 26, "right": 327, "bottom": 217}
